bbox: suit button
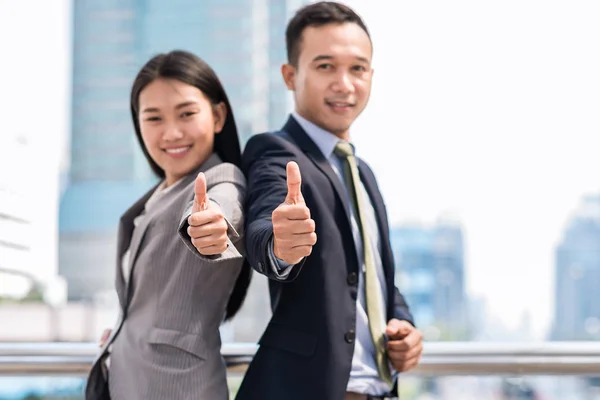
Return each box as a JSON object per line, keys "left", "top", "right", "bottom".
{"left": 347, "top": 272, "right": 358, "bottom": 285}
{"left": 345, "top": 329, "right": 355, "bottom": 343}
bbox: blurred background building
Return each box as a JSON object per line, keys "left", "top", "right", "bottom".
{"left": 58, "top": 0, "right": 308, "bottom": 308}
{"left": 2, "top": 0, "right": 600, "bottom": 398}
{"left": 390, "top": 218, "right": 469, "bottom": 341}
{"left": 551, "top": 194, "right": 600, "bottom": 341}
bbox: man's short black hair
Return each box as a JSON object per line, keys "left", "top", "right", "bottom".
{"left": 286, "top": 1, "right": 371, "bottom": 67}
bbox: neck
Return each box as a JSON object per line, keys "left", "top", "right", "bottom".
{"left": 164, "top": 174, "right": 181, "bottom": 188}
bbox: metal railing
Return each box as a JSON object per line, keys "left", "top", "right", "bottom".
{"left": 2, "top": 341, "right": 600, "bottom": 376}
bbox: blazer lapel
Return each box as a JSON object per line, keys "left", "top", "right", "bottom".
{"left": 283, "top": 116, "right": 352, "bottom": 222}
{"left": 358, "top": 161, "right": 395, "bottom": 284}
{"left": 115, "top": 185, "right": 158, "bottom": 310}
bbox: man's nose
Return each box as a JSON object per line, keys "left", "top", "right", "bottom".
{"left": 332, "top": 72, "right": 354, "bottom": 94}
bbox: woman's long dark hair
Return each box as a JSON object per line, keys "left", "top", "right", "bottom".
{"left": 130, "top": 50, "right": 251, "bottom": 321}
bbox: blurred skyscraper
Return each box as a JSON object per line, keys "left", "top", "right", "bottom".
{"left": 267, "top": 0, "right": 306, "bottom": 130}
{"left": 59, "top": 0, "right": 307, "bottom": 301}
{"left": 390, "top": 218, "right": 468, "bottom": 340}
{"left": 551, "top": 194, "right": 600, "bottom": 340}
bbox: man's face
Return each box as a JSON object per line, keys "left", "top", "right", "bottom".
{"left": 283, "top": 22, "right": 373, "bottom": 139}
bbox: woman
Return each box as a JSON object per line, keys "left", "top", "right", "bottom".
{"left": 85, "top": 50, "right": 251, "bottom": 400}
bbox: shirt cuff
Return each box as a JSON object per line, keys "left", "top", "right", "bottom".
{"left": 268, "top": 238, "right": 293, "bottom": 279}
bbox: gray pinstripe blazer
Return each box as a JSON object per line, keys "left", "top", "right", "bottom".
{"left": 85, "top": 154, "right": 246, "bottom": 400}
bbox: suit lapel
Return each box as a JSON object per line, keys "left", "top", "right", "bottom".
{"left": 115, "top": 186, "right": 157, "bottom": 310}
{"left": 358, "top": 161, "right": 395, "bottom": 285}
{"left": 283, "top": 117, "right": 352, "bottom": 222}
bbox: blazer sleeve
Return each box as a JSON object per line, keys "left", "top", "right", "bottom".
{"left": 178, "top": 163, "right": 246, "bottom": 263}
{"left": 393, "top": 287, "right": 415, "bottom": 326}
{"left": 242, "top": 133, "right": 306, "bottom": 281}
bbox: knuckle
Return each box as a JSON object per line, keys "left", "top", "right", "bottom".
{"left": 274, "top": 204, "right": 288, "bottom": 216}
{"left": 302, "top": 206, "right": 311, "bottom": 219}
{"left": 273, "top": 223, "right": 285, "bottom": 237}
{"left": 272, "top": 208, "right": 282, "bottom": 220}
{"left": 272, "top": 222, "right": 281, "bottom": 233}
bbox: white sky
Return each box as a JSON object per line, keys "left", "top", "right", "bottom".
{"left": 344, "top": 0, "right": 600, "bottom": 338}
{"left": 2, "top": 0, "right": 600, "bottom": 339}
{"left": 0, "top": 0, "right": 71, "bottom": 286}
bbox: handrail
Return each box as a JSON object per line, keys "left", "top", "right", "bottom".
{"left": 2, "top": 342, "right": 600, "bottom": 376}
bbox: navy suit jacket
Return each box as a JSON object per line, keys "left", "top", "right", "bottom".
{"left": 235, "top": 116, "right": 414, "bottom": 400}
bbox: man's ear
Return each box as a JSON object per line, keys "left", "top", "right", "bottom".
{"left": 281, "top": 63, "right": 297, "bottom": 91}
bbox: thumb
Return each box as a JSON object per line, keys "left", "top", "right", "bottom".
{"left": 386, "top": 319, "right": 413, "bottom": 339}
{"left": 285, "top": 161, "right": 303, "bottom": 204}
{"left": 193, "top": 172, "right": 207, "bottom": 213}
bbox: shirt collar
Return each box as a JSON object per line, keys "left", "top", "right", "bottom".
{"left": 291, "top": 111, "right": 355, "bottom": 158}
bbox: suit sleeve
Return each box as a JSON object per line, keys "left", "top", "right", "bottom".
{"left": 242, "top": 134, "right": 305, "bottom": 281}
{"left": 178, "top": 163, "right": 246, "bottom": 263}
{"left": 393, "top": 287, "right": 415, "bottom": 326}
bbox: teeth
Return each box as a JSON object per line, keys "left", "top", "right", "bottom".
{"left": 166, "top": 147, "right": 190, "bottom": 154}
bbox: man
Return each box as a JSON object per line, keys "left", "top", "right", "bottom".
{"left": 236, "top": 2, "right": 423, "bottom": 399}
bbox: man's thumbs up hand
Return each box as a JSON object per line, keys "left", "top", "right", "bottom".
{"left": 272, "top": 162, "right": 316, "bottom": 265}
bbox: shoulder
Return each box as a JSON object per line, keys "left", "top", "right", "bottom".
{"left": 244, "top": 130, "right": 301, "bottom": 156}
{"left": 203, "top": 162, "right": 246, "bottom": 188}
{"left": 179, "top": 161, "right": 246, "bottom": 197}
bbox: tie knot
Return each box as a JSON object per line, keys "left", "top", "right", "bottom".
{"left": 334, "top": 141, "right": 354, "bottom": 158}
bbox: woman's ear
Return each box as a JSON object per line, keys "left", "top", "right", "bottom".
{"left": 213, "top": 102, "right": 227, "bottom": 134}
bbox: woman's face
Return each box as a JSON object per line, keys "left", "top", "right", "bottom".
{"left": 138, "top": 78, "right": 226, "bottom": 186}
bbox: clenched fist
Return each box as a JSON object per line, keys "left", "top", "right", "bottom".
{"left": 386, "top": 319, "right": 423, "bottom": 372}
{"left": 187, "top": 172, "right": 229, "bottom": 255}
{"left": 272, "top": 161, "right": 317, "bottom": 265}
